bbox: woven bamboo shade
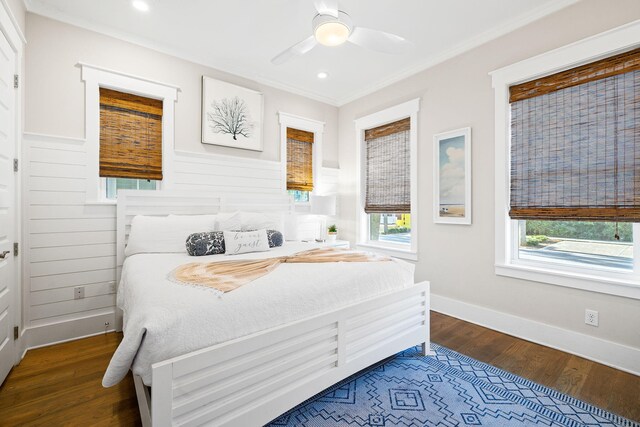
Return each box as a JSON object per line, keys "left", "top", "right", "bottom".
{"left": 286, "top": 128, "right": 314, "bottom": 191}
{"left": 364, "top": 118, "right": 411, "bottom": 214}
{"left": 509, "top": 61, "right": 640, "bottom": 222}
{"left": 100, "top": 88, "right": 163, "bottom": 180}
{"left": 510, "top": 47, "right": 640, "bottom": 103}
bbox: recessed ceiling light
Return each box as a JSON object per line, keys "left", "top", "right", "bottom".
{"left": 132, "top": 0, "right": 149, "bottom": 12}
{"left": 317, "top": 72, "right": 329, "bottom": 79}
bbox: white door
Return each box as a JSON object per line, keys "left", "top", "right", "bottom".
{"left": 0, "top": 28, "right": 16, "bottom": 385}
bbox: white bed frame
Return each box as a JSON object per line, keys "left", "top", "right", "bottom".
{"left": 116, "top": 190, "right": 431, "bottom": 427}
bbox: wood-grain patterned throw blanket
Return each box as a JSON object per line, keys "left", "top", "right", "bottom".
{"left": 169, "top": 247, "right": 391, "bottom": 294}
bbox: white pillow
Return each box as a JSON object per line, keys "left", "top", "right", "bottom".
{"left": 240, "top": 212, "right": 284, "bottom": 234}
{"left": 125, "top": 214, "right": 217, "bottom": 256}
{"left": 223, "top": 230, "right": 270, "bottom": 255}
{"left": 215, "top": 211, "right": 243, "bottom": 231}
{"left": 215, "top": 211, "right": 285, "bottom": 236}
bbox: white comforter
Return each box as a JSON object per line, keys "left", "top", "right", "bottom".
{"left": 102, "top": 242, "right": 415, "bottom": 387}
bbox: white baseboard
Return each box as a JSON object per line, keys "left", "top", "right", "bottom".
{"left": 22, "top": 310, "right": 117, "bottom": 355}
{"left": 431, "top": 294, "right": 640, "bottom": 376}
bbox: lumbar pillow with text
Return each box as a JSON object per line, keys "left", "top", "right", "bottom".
{"left": 186, "top": 230, "right": 283, "bottom": 256}
{"left": 223, "top": 230, "right": 270, "bottom": 255}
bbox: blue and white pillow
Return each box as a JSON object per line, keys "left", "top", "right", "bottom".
{"left": 186, "top": 230, "right": 283, "bottom": 256}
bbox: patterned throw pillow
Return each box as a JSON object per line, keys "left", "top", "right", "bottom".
{"left": 266, "top": 229, "right": 284, "bottom": 248}
{"left": 186, "top": 230, "right": 283, "bottom": 256}
{"left": 185, "top": 231, "right": 226, "bottom": 256}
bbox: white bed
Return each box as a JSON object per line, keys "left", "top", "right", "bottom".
{"left": 109, "top": 190, "right": 431, "bottom": 427}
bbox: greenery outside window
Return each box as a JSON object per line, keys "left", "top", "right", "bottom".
{"left": 369, "top": 213, "right": 411, "bottom": 245}
{"left": 518, "top": 220, "right": 633, "bottom": 272}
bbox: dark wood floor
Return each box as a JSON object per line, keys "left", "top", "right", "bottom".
{"left": 431, "top": 312, "right": 640, "bottom": 423}
{"left": 0, "top": 332, "right": 141, "bottom": 426}
{"left": 1, "top": 312, "right": 638, "bottom": 425}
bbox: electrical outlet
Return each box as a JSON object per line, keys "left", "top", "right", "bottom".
{"left": 585, "top": 309, "right": 598, "bottom": 327}
{"left": 74, "top": 286, "right": 85, "bottom": 300}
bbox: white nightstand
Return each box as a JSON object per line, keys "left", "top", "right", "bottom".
{"left": 300, "top": 239, "right": 350, "bottom": 249}
{"left": 322, "top": 239, "right": 350, "bottom": 249}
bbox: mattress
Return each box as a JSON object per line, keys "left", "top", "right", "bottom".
{"left": 102, "top": 242, "right": 415, "bottom": 387}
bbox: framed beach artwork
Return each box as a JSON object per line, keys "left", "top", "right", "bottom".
{"left": 201, "top": 76, "right": 263, "bottom": 151}
{"left": 433, "top": 127, "right": 472, "bottom": 225}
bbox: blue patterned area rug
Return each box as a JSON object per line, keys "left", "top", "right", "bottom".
{"left": 266, "top": 344, "right": 638, "bottom": 427}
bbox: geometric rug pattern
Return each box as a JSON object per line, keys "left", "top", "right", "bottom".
{"left": 266, "top": 344, "right": 639, "bottom": 427}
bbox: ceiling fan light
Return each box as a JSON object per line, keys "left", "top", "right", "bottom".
{"left": 314, "top": 21, "right": 350, "bottom": 46}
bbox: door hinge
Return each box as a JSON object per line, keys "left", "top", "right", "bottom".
{"left": 13, "top": 158, "right": 18, "bottom": 172}
{"left": 13, "top": 74, "right": 18, "bottom": 89}
{"left": 13, "top": 326, "right": 18, "bottom": 340}
{"left": 13, "top": 242, "right": 18, "bottom": 257}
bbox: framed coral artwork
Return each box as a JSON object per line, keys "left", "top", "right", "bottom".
{"left": 201, "top": 76, "right": 263, "bottom": 151}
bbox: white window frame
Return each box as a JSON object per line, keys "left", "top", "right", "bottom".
{"left": 278, "top": 112, "right": 324, "bottom": 205}
{"left": 490, "top": 21, "right": 640, "bottom": 300}
{"left": 103, "top": 177, "right": 160, "bottom": 200}
{"left": 79, "top": 63, "right": 180, "bottom": 203}
{"left": 354, "top": 98, "right": 419, "bottom": 261}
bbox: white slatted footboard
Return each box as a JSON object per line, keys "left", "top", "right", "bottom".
{"left": 149, "top": 281, "right": 430, "bottom": 427}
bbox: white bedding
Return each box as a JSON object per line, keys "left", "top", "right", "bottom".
{"left": 102, "top": 242, "right": 415, "bottom": 387}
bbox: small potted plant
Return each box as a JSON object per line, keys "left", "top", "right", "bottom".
{"left": 327, "top": 224, "right": 337, "bottom": 242}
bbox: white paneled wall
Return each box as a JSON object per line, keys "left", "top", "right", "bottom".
{"left": 23, "top": 134, "right": 117, "bottom": 346}
{"left": 22, "top": 132, "right": 339, "bottom": 348}
{"left": 172, "top": 151, "right": 282, "bottom": 194}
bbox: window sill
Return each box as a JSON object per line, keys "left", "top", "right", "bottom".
{"left": 495, "top": 262, "right": 640, "bottom": 300}
{"left": 85, "top": 200, "right": 116, "bottom": 206}
{"left": 357, "top": 243, "right": 417, "bottom": 261}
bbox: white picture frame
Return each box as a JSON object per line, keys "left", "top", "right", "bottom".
{"left": 433, "top": 127, "right": 472, "bottom": 225}
{"left": 201, "top": 76, "right": 263, "bottom": 151}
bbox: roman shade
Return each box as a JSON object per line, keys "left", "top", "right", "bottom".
{"left": 100, "top": 88, "right": 163, "bottom": 180}
{"left": 509, "top": 48, "right": 640, "bottom": 222}
{"left": 364, "top": 118, "right": 411, "bottom": 214}
{"left": 286, "top": 128, "right": 314, "bottom": 192}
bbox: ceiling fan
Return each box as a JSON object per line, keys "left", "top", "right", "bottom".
{"left": 271, "top": 0, "right": 411, "bottom": 65}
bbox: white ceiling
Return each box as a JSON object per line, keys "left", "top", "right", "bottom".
{"left": 25, "top": 0, "right": 576, "bottom": 106}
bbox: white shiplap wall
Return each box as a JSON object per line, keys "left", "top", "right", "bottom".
{"left": 22, "top": 132, "right": 339, "bottom": 348}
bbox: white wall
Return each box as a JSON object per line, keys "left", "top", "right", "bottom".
{"left": 21, "top": 14, "right": 340, "bottom": 348}
{"left": 338, "top": 0, "right": 640, "bottom": 356}
{"left": 2, "top": 0, "right": 24, "bottom": 35}
{"left": 24, "top": 14, "right": 339, "bottom": 167}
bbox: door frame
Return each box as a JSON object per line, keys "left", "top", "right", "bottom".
{"left": 0, "top": 0, "right": 25, "bottom": 365}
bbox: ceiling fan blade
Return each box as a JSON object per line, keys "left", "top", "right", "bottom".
{"left": 313, "top": 0, "right": 339, "bottom": 17}
{"left": 271, "top": 35, "right": 318, "bottom": 65}
{"left": 348, "top": 27, "right": 412, "bottom": 54}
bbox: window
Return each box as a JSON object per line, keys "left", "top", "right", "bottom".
{"left": 508, "top": 50, "right": 640, "bottom": 273}
{"left": 279, "top": 112, "right": 324, "bottom": 206}
{"left": 355, "top": 99, "right": 419, "bottom": 260}
{"left": 286, "top": 127, "right": 314, "bottom": 203}
{"left": 365, "top": 118, "right": 412, "bottom": 246}
{"left": 105, "top": 178, "right": 158, "bottom": 200}
{"left": 369, "top": 214, "right": 412, "bottom": 245}
{"left": 518, "top": 220, "right": 633, "bottom": 271}
{"left": 492, "top": 25, "right": 640, "bottom": 298}
{"left": 80, "top": 63, "right": 178, "bottom": 203}
{"left": 99, "top": 88, "right": 163, "bottom": 199}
